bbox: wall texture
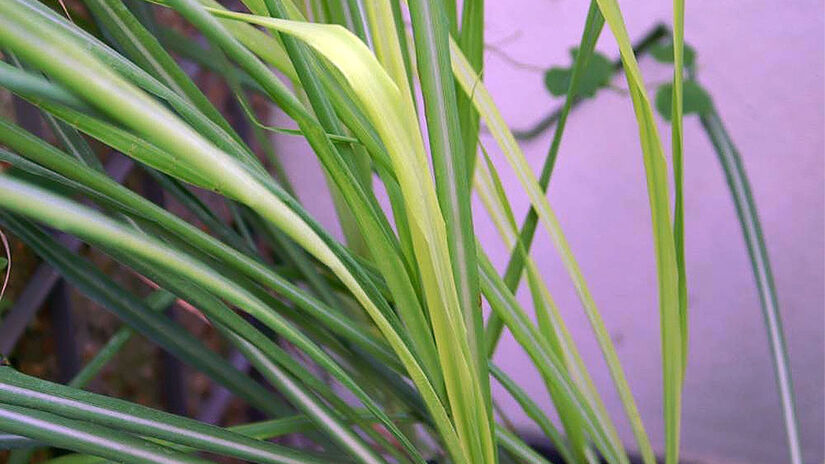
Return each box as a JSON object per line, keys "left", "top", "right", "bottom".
{"left": 276, "top": 1, "right": 824, "bottom": 462}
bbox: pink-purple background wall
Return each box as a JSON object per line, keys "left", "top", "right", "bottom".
{"left": 273, "top": 1, "right": 824, "bottom": 462}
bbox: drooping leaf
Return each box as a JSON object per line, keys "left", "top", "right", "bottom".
{"left": 700, "top": 107, "right": 803, "bottom": 464}
{"left": 200, "top": 8, "right": 483, "bottom": 463}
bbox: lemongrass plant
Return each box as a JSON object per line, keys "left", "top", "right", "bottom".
{"left": 0, "top": 0, "right": 798, "bottom": 463}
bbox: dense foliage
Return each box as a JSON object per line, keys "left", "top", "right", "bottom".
{"left": 0, "top": 1, "right": 800, "bottom": 463}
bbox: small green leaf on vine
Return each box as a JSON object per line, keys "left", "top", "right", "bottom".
{"left": 655, "top": 80, "right": 713, "bottom": 120}
{"left": 544, "top": 48, "right": 613, "bottom": 99}
{"left": 650, "top": 41, "right": 696, "bottom": 68}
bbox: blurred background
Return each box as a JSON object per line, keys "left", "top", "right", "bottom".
{"left": 276, "top": 1, "right": 824, "bottom": 463}
{"left": 1, "top": 1, "right": 822, "bottom": 463}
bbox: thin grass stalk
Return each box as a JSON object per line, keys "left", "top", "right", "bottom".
{"left": 671, "top": 0, "right": 689, "bottom": 382}
{"left": 456, "top": 0, "right": 483, "bottom": 175}
{"left": 0, "top": 404, "right": 211, "bottom": 464}
{"left": 0, "top": 177, "right": 419, "bottom": 464}
{"left": 82, "top": 0, "right": 241, "bottom": 143}
{"left": 361, "top": 0, "right": 416, "bottom": 106}
{"left": 484, "top": 0, "right": 604, "bottom": 356}
{"left": 490, "top": 365, "right": 576, "bottom": 464}
{"left": 201, "top": 9, "right": 492, "bottom": 462}
{"left": 404, "top": 1, "right": 492, "bottom": 460}
{"left": 255, "top": 0, "right": 374, "bottom": 260}
{"left": 476, "top": 148, "right": 595, "bottom": 464}
{"left": 452, "top": 34, "right": 655, "bottom": 463}
{"left": 474, "top": 146, "right": 628, "bottom": 462}
{"left": 0, "top": 212, "right": 293, "bottom": 419}
{"left": 495, "top": 427, "right": 555, "bottom": 464}
{"left": 110, "top": 243, "right": 404, "bottom": 460}
{"left": 1, "top": 0, "right": 424, "bottom": 380}
{"left": 586, "top": 2, "right": 684, "bottom": 461}
{"left": 477, "top": 254, "right": 623, "bottom": 463}
{"left": 699, "top": 107, "right": 802, "bottom": 464}
{"left": 0, "top": 132, "right": 400, "bottom": 372}
{"left": 10, "top": 0, "right": 265, "bottom": 174}
{"left": 166, "top": 1, "right": 444, "bottom": 399}
{"left": 2, "top": 0, "right": 426, "bottom": 389}
{"left": 0, "top": 368, "right": 332, "bottom": 464}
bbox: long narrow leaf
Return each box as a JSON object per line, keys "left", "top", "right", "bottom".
{"left": 0, "top": 368, "right": 331, "bottom": 464}
{"left": 588, "top": 2, "right": 683, "bottom": 461}
{"left": 405, "top": 0, "right": 492, "bottom": 461}
{"left": 699, "top": 107, "right": 803, "bottom": 464}
{"left": 452, "top": 36, "right": 655, "bottom": 463}
{"left": 0, "top": 404, "right": 209, "bottom": 464}
{"left": 671, "top": 0, "right": 689, "bottom": 382}
{"left": 0, "top": 212, "right": 290, "bottom": 418}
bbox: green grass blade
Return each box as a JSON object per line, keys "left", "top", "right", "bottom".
{"left": 11, "top": 0, "right": 261, "bottom": 169}
{"left": 17, "top": 101, "right": 219, "bottom": 190}
{"left": 484, "top": 1, "right": 604, "bottom": 356}
{"left": 0, "top": 176, "right": 428, "bottom": 464}
{"left": 0, "top": 212, "right": 291, "bottom": 418}
{"left": 475, "top": 146, "right": 628, "bottom": 462}
{"left": 37, "top": 409, "right": 416, "bottom": 464}
{"left": 83, "top": 0, "right": 240, "bottom": 143}
{"left": 257, "top": 0, "right": 374, "bottom": 260}
{"left": 202, "top": 9, "right": 491, "bottom": 463}
{"left": 477, "top": 254, "right": 621, "bottom": 463}
{"left": 699, "top": 107, "right": 803, "bottom": 464}
{"left": 404, "top": 1, "right": 491, "bottom": 459}
{"left": 166, "top": 0, "right": 443, "bottom": 399}
{"left": 107, "top": 247, "right": 396, "bottom": 462}
{"left": 0, "top": 368, "right": 330, "bottom": 464}
{"left": 490, "top": 364, "right": 576, "bottom": 464}
{"left": 219, "top": 330, "right": 402, "bottom": 464}
{"left": 452, "top": 37, "right": 654, "bottom": 464}
{"left": 0, "top": 118, "right": 400, "bottom": 370}
{"left": 155, "top": 27, "right": 263, "bottom": 92}
{"left": 671, "top": 0, "right": 689, "bottom": 380}
{"left": 68, "top": 290, "right": 176, "bottom": 389}
{"left": 230, "top": 411, "right": 413, "bottom": 440}
{"left": 0, "top": 60, "right": 89, "bottom": 111}
{"left": 476, "top": 148, "right": 594, "bottom": 464}
{"left": 362, "top": 0, "right": 416, "bottom": 106}
{"left": 388, "top": 0, "right": 418, "bottom": 110}
{"left": 495, "top": 426, "right": 555, "bottom": 464}
{"left": 201, "top": 0, "right": 442, "bottom": 385}
{"left": 197, "top": 0, "right": 297, "bottom": 82}
{"left": 456, "top": 0, "right": 483, "bottom": 174}
{"left": 5, "top": 54, "right": 104, "bottom": 171}
{"left": 0, "top": 404, "right": 210, "bottom": 464}
{"left": 0, "top": 3, "right": 459, "bottom": 459}
{"left": 589, "top": 2, "right": 683, "bottom": 462}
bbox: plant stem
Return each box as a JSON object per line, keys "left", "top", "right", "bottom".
{"left": 511, "top": 24, "right": 669, "bottom": 141}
